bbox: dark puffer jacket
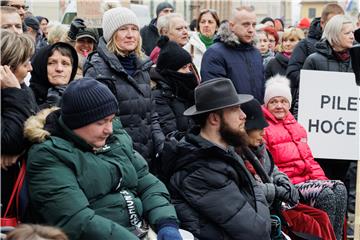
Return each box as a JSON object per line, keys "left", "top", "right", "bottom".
{"left": 164, "top": 128, "right": 271, "bottom": 240}
{"left": 140, "top": 19, "right": 160, "bottom": 56}
{"left": 286, "top": 17, "right": 322, "bottom": 90}
{"left": 303, "top": 40, "right": 353, "bottom": 72}
{"left": 83, "top": 37, "right": 164, "bottom": 163}
{"left": 201, "top": 23, "right": 265, "bottom": 103}
{"left": 150, "top": 68, "right": 195, "bottom": 139}
{"left": 265, "top": 52, "right": 289, "bottom": 80}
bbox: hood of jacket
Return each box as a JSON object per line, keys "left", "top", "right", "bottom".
{"left": 24, "top": 107, "right": 97, "bottom": 152}
{"left": 94, "top": 37, "right": 153, "bottom": 75}
{"left": 307, "top": 17, "right": 322, "bottom": 41}
{"left": 30, "top": 42, "right": 78, "bottom": 101}
{"left": 215, "top": 22, "right": 254, "bottom": 50}
{"left": 314, "top": 39, "right": 336, "bottom": 59}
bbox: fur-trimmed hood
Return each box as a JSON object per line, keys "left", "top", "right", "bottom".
{"left": 24, "top": 107, "right": 60, "bottom": 143}
{"left": 215, "top": 22, "right": 254, "bottom": 49}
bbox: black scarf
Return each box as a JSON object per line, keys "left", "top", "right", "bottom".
{"left": 161, "top": 69, "right": 198, "bottom": 102}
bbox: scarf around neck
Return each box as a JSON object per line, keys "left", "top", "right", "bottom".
{"left": 199, "top": 33, "right": 214, "bottom": 49}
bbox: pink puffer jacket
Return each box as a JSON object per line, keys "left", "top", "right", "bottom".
{"left": 262, "top": 107, "right": 328, "bottom": 184}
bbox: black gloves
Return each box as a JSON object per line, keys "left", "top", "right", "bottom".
{"left": 46, "top": 85, "right": 67, "bottom": 107}
{"left": 68, "top": 18, "right": 86, "bottom": 40}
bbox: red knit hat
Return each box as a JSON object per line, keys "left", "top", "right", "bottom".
{"left": 297, "top": 18, "right": 310, "bottom": 29}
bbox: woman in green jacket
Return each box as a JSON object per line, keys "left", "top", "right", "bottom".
{"left": 24, "top": 78, "right": 181, "bottom": 240}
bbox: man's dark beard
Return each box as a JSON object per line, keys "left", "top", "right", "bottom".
{"left": 219, "top": 118, "right": 248, "bottom": 148}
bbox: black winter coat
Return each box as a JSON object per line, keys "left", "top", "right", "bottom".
{"left": 140, "top": 19, "right": 160, "bottom": 56}
{"left": 265, "top": 52, "right": 289, "bottom": 80}
{"left": 151, "top": 68, "right": 195, "bottom": 139}
{"left": 164, "top": 129, "right": 271, "bottom": 240}
{"left": 1, "top": 84, "right": 38, "bottom": 155}
{"left": 83, "top": 37, "right": 164, "bottom": 164}
{"left": 303, "top": 40, "right": 353, "bottom": 72}
{"left": 286, "top": 17, "right": 322, "bottom": 90}
{"left": 1, "top": 83, "right": 38, "bottom": 216}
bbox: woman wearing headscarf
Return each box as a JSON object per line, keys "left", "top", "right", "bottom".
{"left": 83, "top": 7, "right": 164, "bottom": 165}
{"left": 30, "top": 42, "right": 78, "bottom": 110}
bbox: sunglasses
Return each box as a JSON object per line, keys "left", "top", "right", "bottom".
{"left": 8, "top": 4, "right": 29, "bottom": 10}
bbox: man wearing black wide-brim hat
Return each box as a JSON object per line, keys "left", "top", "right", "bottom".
{"left": 161, "top": 78, "right": 272, "bottom": 240}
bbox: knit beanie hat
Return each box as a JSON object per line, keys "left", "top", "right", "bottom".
{"left": 241, "top": 98, "right": 269, "bottom": 130}
{"left": 102, "top": 7, "right": 139, "bottom": 42}
{"left": 156, "top": 2, "right": 174, "bottom": 17}
{"left": 61, "top": 78, "right": 119, "bottom": 129}
{"left": 156, "top": 36, "right": 192, "bottom": 72}
{"left": 264, "top": 74, "right": 292, "bottom": 107}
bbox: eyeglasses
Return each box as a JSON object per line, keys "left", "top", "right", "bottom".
{"left": 8, "top": 4, "right": 29, "bottom": 10}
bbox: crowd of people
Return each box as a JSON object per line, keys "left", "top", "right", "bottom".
{"left": 1, "top": 0, "right": 360, "bottom": 239}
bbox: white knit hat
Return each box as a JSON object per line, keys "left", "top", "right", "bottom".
{"left": 102, "top": 7, "right": 140, "bottom": 42}
{"left": 264, "top": 74, "right": 292, "bottom": 106}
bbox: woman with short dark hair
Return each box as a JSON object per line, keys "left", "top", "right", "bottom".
{"left": 185, "top": 9, "right": 220, "bottom": 71}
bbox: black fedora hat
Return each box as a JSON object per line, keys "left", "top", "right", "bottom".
{"left": 184, "top": 78, "right": 253, "bottom": 116}
{"left": 241, "top": 98, "right": 269, "bottom": 130}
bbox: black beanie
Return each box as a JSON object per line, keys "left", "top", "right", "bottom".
{"left": 156, "top": 36, "right": 192, "bottom": 72}
{"left": 241, "top": 98, "right": 269, "bottom": 130}
{"left": 156, "top": 2, "right": 174, "bottom": 17}
{"left": 61, "top": 78, "right": 119, "bottom": 130}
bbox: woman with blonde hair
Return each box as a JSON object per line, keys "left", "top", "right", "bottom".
{"left": 1, "top": 30, "right": 38, "bottom": 223}
{"left": 265, "top": 27, "right": 304, "bottom": 80}
{"left": 84, "top": 7, "right": 164, "bottom": 164}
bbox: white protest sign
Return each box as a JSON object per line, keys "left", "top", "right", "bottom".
{"left": 297, "top": 70, "right": 360, "bottom": 160}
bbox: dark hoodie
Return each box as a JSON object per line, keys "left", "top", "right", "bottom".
{"left": 286, "top": 17, "right": 322, "bottom": 90}
{"left": 30, "top": 42, "right": 78, "bottom": 109}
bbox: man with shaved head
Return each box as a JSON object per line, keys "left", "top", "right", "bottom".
{"left": 200, "top": 6, "right": 265, "bottom": 103}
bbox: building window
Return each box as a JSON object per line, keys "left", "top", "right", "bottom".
{"left": 308, "top": 8, "right": 316, "bottom": 18}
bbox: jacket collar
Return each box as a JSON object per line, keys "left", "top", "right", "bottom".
{"left": 57, "top": 116, "right": 95, "bottom": 152}
{"left": 215, "top": 22, "right": 254, "bottom": 50}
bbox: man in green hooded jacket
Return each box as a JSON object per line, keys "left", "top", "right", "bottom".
{"left": 24, "top": 78, "right": 182, "bottom": 240}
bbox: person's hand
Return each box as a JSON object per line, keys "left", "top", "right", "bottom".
{"left": 68, "top": 18, "right": 86, "bottom": 40}
{"left": 1, "top": 154, "right": 20, "bottom": 170}
{"left": 275, "top": 184, "right": 299, "bottom": 205}
{"left": 157, "top": 226, "right": 182, "bottom": 240}
{"left": 0, "top": 65, "right": 20, "bottom": 89}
